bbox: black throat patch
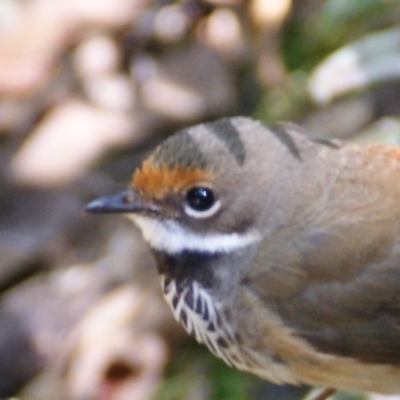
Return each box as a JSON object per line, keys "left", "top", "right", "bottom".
{"left": 154, "top": 250, "right": 220, "bottom": 290}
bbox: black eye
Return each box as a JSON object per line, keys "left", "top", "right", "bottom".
{"left": 186, "top": 187, "right": 216, "bottom": 212}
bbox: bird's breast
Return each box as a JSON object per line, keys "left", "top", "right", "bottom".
{"left": 154, "top": 250, "right": 277, "bottom": 374}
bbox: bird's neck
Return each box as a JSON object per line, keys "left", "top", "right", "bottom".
{"left": 153, "top": 250, "right": 221, "bottom": 290}
{"left": 153, "top": 246, "right": 255, "bottom": 298}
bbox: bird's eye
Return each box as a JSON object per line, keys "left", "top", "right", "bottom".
{"left": 184, "top": 187, "right": 220, "bottom": 218}
{"left": 186, "top": 187, "right": 215, "bottom": 211}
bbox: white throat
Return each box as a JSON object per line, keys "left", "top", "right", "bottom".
{"left": 128, "top": 215, "right": 261, "bottom": 254}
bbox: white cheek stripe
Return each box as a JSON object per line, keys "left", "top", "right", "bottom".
{"left": 127, "top": 215, "right": 261, "bottom": 254}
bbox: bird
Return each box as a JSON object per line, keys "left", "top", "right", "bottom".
{"left": 86, "top": 116, "right": 400, "bottom": 399}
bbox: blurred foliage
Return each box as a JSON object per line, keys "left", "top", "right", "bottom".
{"left": 257, "top": 0, "right": 400, "bottom": 128}
{"left": 253, "top": 71, "right": 309, "bottom": 122}
{"left": 283, "top": 0, "right": 398, "bottom": 70}
{"left": 154, "top": 342, "right": 264, "bottom": 400}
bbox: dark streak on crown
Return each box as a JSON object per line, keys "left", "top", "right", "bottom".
{"left": 269, "top": 123, "right": 302, "bottom": 161}
{"left": 208, "top": 119, "right": 246, "bottom": 166}
{"left": 154, "top": 130, "right": 207, "bottom": 169}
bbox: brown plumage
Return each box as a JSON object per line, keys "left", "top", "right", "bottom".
{"left": 87, "top": 117, "right": 400, "bottom": 397}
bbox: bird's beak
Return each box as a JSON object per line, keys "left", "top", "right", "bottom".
{"left": 85, "top": 190, "right": 159, "bottom": 215}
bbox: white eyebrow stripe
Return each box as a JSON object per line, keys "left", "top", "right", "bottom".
{"left": 128, "top": 215, "right": 261, "bottom": 254}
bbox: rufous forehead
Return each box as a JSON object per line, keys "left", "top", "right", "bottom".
{"left": 132, "top": 157, "right": 214, "bottom": 199}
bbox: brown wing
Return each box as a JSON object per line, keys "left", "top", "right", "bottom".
{"left": 247, "top": 216, "right": 400, "bottom": 364}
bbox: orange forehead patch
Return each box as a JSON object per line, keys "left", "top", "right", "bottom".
{"left": 132, "top": 158, "right": 214, "bottom": 199}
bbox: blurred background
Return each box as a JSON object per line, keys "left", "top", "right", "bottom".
{"left": 1, "top": 0, "right": 400, "bottom": 399}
